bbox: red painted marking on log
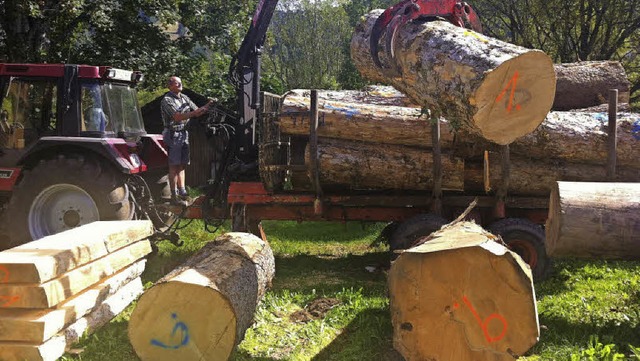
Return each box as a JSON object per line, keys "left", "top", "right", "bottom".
{"left": 0, "top": 295, "right": 19, "bottom": 307}
{"left": 495, "top": 71, "right": 521, "bottom": 113}
{"left": 453, "top": 302, "right": 459, "bottom": 309}
{"left": 461, "top": 295, "right": 508, "bottom": 343}
{"left": 0, "top": 266, "right": 9, "bottom": 283}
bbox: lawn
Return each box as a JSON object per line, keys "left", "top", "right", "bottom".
{"left": 61, "top": 220, "right": 640, "bottom": 360}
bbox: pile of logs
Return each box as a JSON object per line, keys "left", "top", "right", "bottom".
{"left": 262, "top": 10, "right": 636, "bottom": 197}
{"left": 128, "top": 232, "right": 275, "bottom": 361}
{"left": 0, "top": 220, "right": 153, "bottom": 361}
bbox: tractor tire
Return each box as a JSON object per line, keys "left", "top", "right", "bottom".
{"left": 144, "top": 173, "right": 176, "bottom": 232}
{"left": 389, "top": 213, "right": 448, "bottom": 252}
{"left": 488, "top": 218, "right": 552, "bottom": 282}
{"left": 5, "top": 155, "right": 133, "bottom": 248}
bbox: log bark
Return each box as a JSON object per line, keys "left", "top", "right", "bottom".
{"left": 279, "top": 88, "right": 455, "bottom": 148}
{"left": 553, "top": 61, "right": 630, "bottom": 110}
{"left": 546, "top": 182, "right": 640, "bottom": 258}
{"left": 471, "top": 153, "right": 640, "bottom": 196}
{"left": 388, "top": 221, "right": 538, "bottom": 361}
{"left": 352, "top": 10, "right": 556, "bottom": 145}
{"left": 128, "top": 232, "right": 275, "bottom": 361}
{"left": 304, "top": 139, "right": 465, "bottom": 192}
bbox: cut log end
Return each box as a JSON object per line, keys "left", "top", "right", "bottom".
{"left": 474, "top": 51, "right": 556, "bottom": 145}
{"left": 128, "top": 282, "right": 237, "bottom": 361}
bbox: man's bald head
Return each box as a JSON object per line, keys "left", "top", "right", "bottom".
{"left": 168, "top": 76, "right": 183, "bottom": 94}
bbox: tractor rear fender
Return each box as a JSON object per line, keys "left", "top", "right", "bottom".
{"left": 17, "top": 137, "right": 145, "bottom": 174}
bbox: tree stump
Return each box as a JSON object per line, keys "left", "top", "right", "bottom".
{"left": 546, "top": 181, "right": 640, "bottom": 258}
{"left": 352, "top": 10, "right": 556, "bottom": 145}
{"left": 388, "top": 222, "right": 539, "bottom": 360}
{"left": 128, "top": 232, "right": 275, "bottom": 361}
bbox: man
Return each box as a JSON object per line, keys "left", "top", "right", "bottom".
{"left": 160, "top": 76, "right": 212, "bottom": 205}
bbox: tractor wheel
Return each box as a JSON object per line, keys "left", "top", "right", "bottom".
{"left": 145, "top": 173, "right": 176, "bottom": 232}
{"left": 5, "top": 155, "right": 133, "bottom": 247}
{"left": 488, "top": 218, "right": 551, "bottom": 281}
{"left": 389, "top": 213, "right": 448, "bottom": 252}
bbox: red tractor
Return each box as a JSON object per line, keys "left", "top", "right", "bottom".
{"left": 0, "top": 64, "right": 171, "bottom": 247}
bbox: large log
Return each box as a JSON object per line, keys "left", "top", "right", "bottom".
{"left": 352, "top": 10, "right": 556, "bottom": 145}
{"left": 509, "top": 111, "right": 640, "bottom": 168}
{"left": 546, "top": 182, "right": 640, "bottom": 258}
{"left": 279, "top": 88, "right": 454, "bottom": 148}
{"left": 128, "top": 232, "right": 275, "bottom": 361}
{"left": 472, "top": 153, "right": 640, "bottom": 196}
{"left": 554, "top": 61, "right": 630, "bottom": 110}
{"left": 389, "top": 221, "right": 538, "bottom": 360}
{"left": 304, "top": 138, "right": 465, "bottom": 191}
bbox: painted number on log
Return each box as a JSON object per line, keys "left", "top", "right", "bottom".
{"left": 0, "top": 267, "right": 19, "bottom": 307}
{"left": 454, "top": 296, "right": 508, "bottom": 343}
{"left": 150, "top": 313, "right": 190, "bottom": 349}
{"left": 495, "top": 72, "right": 522, "bottom": 113}
{"left": 0, "top": 266, "right": 8, "bottom": 283}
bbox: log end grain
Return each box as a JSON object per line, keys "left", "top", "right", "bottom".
{"left": 128, "top": 281, "right": 237, "bottom": 361}
{"left": 389, "top": 222, "right": 539, "bottom": 360}
{"left": 474, "top": 51, "right": 557, "bottom": 145}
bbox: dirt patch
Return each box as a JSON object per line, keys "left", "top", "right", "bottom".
{"left": 289, "top": 297, "right": 341, "bottom": 323}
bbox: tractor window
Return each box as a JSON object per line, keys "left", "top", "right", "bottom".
{"left": 0, "top": 78, "right": 57, "bottom": 149}
{"left": 101, "top": 82, "right": 145, "bottom": 136}
{"left": 81, "top": 82, "right": 112, "bottom": 134}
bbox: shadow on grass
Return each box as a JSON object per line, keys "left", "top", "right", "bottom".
{"left": 272, "top": 252, "right": 391, "bottom": 295}
{"left": 311, "top": 308, "right": 402, "bottom": 361}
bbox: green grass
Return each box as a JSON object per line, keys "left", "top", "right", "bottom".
{"left": 60, "top": 220, "right": 640, "bottom": 360}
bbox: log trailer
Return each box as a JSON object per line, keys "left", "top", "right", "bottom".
{"left": 0, "top": 0, "right": 550, "bottom": 280}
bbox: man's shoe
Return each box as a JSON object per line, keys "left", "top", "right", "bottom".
{"left": 170, "top": 196, "right": 187, "bottom": 207}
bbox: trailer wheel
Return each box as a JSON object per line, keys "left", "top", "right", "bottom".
{"left": 489, "top": 218, "right": 551, "bottom": 281}
{"left": 389, "top": 213, "right": 448, "bottom": 252}
{"left": 5, "top": 155, "right": 133, "bottom": 247}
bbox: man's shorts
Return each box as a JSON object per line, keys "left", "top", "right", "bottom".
{"left": 162, "top": 129, "right": 190, "bottom": 166}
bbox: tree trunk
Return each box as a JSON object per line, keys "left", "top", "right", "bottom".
{"left": 304, "top": 139, "right": 465, "bottom": 192}
{"left": 128, "top": 232, "right": 275, "bottom": 361}
{"left": 352, "top": 10, "right": 556, "bottom": 145}
{"left": 546, "top": 182, "right": 640, "bottom": 258}
{"left": 388, "top": 221, "right": 538, "bottom": 361}
{"left": 553, "top": 61, "right": 630, "bottom": 110}
{"left": 279, "top": 88, "right": 455, "bottom": 148}
{"left": 473, "top": 153, "right": 640, "bottom": 196}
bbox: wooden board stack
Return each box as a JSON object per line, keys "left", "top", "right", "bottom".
{"left": 0, "top": 220, "right": 154, "bottom": 361}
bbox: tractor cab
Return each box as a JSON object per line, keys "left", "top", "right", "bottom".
{"left": 0, "top": 63, "right": 146, "bottom": 158}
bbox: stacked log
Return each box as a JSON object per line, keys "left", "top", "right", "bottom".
{"left": 271, "top": 88, "right": 640, "bottom": 196}
{"left": 0, "top": 220, "right": 153, "bottom": 361}
{"left": 128, "top": 232, "right": 275, "bottom": 361}
{"left": 388, "top": 221, "right": 539, "bottom": 360}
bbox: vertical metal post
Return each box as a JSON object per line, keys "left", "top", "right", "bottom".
{"left": 607, "top": 89, "right": 618, "bottom": 180}
{"left": 309, "top": 90, "right": 323, "bottom": 215}
{"left": 494, "top": 145, "right": 510, "bottom": 219}
{"left": 431, "top": 116, "right": 443, "bottom": 215}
